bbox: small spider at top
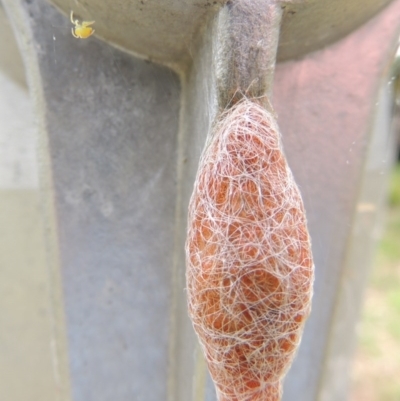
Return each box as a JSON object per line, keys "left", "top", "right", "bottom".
{"left": 70, "top": 11, "right": 95, "bottom": 39}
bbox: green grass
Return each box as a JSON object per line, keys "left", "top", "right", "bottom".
{"left": 388, "top": 163, "right": 400, "bottom": 207}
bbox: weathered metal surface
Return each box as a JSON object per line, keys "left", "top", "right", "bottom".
{"left": 45, "top": 0, "right": 393, "bottom": 65}
{"left": 277, "top": 0, "right": 393, "bottom": 61}
{"left": 3, "top": 1, "right": 181, "bottom": 400}
{"left": 214, "top": 0, "right": 282, "bottom": 107}
{"left": 49, "top": 0, "right": 227, "bottom": 67}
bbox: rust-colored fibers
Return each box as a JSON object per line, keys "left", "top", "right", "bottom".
{"left": 186, "top": 99, "right": 314, "bottom": 401}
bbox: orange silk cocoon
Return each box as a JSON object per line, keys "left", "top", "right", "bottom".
{"left": 186, "top": 99, "right": 314, "bottom": 401}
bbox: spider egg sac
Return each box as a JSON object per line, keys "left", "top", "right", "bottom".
{"left": 186, "top": 99, "right": 314, "bottom": 401}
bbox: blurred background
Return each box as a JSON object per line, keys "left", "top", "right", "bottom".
{"left": 350, "top": 161, "right": 400, "bottom": 401}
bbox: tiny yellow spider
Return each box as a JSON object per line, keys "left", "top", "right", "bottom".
{"left": 70, "top": 11, "right": 95, "bottom": 39}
